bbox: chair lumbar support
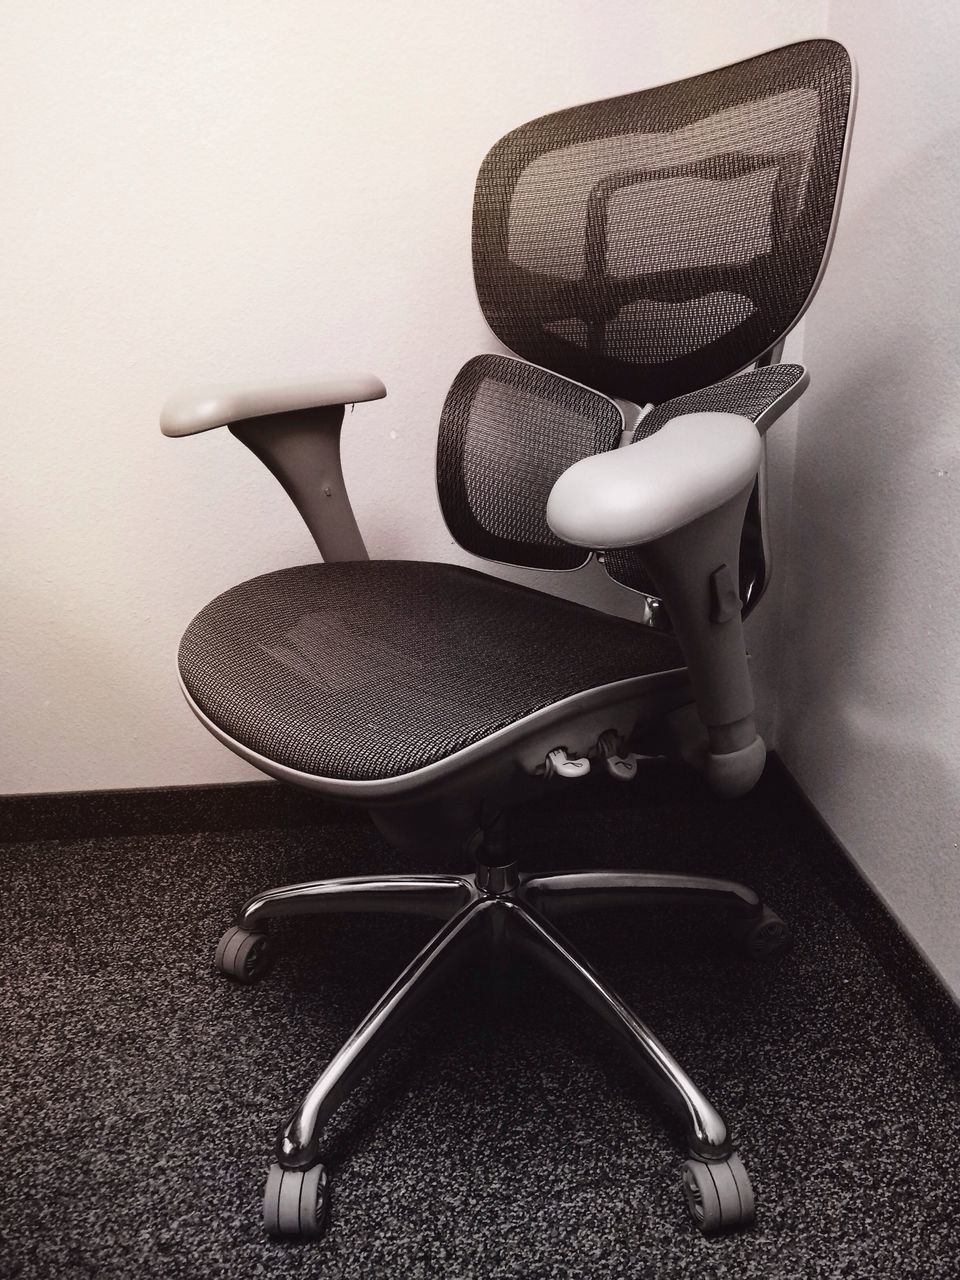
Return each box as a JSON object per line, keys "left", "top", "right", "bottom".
{"left": 223, "top": 854, "right": 791, "bottom": 1239}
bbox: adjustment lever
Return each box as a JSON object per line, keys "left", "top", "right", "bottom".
{"left": 544, "top": 747, "right": 591, "bottom": 779}
{"left": 597, "top": 730, "right": 639, "bottom": 782}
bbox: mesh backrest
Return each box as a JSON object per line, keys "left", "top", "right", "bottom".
{"left": 436, "top": 355, "right": 623, "bottom": 568}
{"left": 473, "top": 40, "right": 852, "bottom": 404}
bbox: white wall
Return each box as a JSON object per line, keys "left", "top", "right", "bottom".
{"left": 778, "top": 2, "right": 960, "bottom": 997}
{"left": 0, "top": 0, "right": 822, "bottom": 793}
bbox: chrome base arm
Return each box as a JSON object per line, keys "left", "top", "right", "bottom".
{"left": 239, "top": 874, "right": 476, "bottom": 928}
{"left": 253, "top": 862, "right": 749, "bottom": 1171}
{"left": 520, "top": 870, "right": 761, "bottom": 920}
{"left": 504, "top": 898, "right": 730, "bottom": 1159}
{"left": 240, "top": 868, "right": 761, "bottom": 929}
{"left": 277, "top": 898, "right": 492, "bottom": 1169}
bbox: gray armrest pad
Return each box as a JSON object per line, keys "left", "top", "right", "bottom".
{"left": 546, "top": 411, "right": 762, "bottom": 548}
{"left": 160, "top": 373, "right": 387, "bottom": 437}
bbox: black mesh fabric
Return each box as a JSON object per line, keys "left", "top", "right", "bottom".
{"left": 603, "top": 363, "right": 808, "bottom": 597}
{"left": 473, "top": 40, "right": 852, "bottom": 404}
{"left": 179, "top": 561, "right": 682, "bottom": 782}
{"left": 436, "top": 353, "right": 624, "bottom": 568}
{"left": 631, "top": 361, "right": 807, "bottom": 441}
{"left": 179, "top": 46, "right": 851, "bottom": 788}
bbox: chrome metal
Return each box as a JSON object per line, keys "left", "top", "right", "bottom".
{"left": 505, "top": 900, "right": 731, "bottom": 1160}
{"left": 475, "top": 861, "right": 519, "bottom": 897}
{"left": 239, "top": 865, "right": 761, "bottom": 926}
{"left": 277, "top": 898, "right": 495, "bottom": 1170}
{"left": 257, "top": 864, "right": 762, "bottom": 1173}
{"left": 239, "top": 874, "right": 475, "bottom": 928}
{"left": 520, "top": 871, "right": 761, "bottom": 920}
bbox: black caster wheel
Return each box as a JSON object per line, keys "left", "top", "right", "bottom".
{"left": 735, "top": 905, "right": 792, "bottom": 959}
{"left": 214, "top": 925, "right": 276, "bottom": 983}
{"left": 681, "top": 1152, "right": 755, "bottom": 1234}
{"left": 264, "top": 1162, "right": 329, "bottom": 1238}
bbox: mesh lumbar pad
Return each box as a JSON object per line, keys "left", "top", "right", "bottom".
{"left": 436, "top": 354, "right": 623, "bottom": 568}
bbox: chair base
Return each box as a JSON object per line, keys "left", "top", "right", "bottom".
{"left": 222, "top": 862, "right": 789, "bottom": 1237}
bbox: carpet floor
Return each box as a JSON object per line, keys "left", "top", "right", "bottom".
{"left": 1, "top": 763, "right": 957, "bottom": 1279}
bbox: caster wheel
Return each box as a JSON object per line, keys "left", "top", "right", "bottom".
{"left": 264, "top": 1162, "right": 329, "bottom": 1238}
{"left": 214, "top": 925, "right": 276, "bottom": 983}
{"left": 735, "top": 905, "right": 792, "bottom": 960}
{"left": 681, "top": 1152, "right": 755, "bottom": 1234}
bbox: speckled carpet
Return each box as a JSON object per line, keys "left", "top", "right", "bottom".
{"left": 1, "top": 763, "right": 958, "bottom": 1278}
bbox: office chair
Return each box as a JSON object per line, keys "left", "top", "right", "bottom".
{"left": 160, "top": 39, "right": 855, "bottom": 1236}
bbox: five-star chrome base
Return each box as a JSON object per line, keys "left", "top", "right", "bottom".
{"left": 215, "top": 861, "right": 790, "bottom": 1238}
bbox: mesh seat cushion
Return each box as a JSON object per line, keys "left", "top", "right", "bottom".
{"left": 179, "top": 561, "right": 682, "bottom": 782}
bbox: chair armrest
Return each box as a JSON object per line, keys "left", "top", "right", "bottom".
{"left": 160, "top": 373, "right": 387, "bottom": 562}
{"left": 548, "top": 412, "right": 766, "bottom": 797}
{"left": 545, "top": 411, "right": 762, "bottom": 549}
{"left": 159, "top": 373, "right": 387, "bottom": 437}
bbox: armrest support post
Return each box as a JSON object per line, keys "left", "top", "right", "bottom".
{"left": 637, "top": 480, "right": 759, "bottom": 757}
{"left": 546, "top": 409, "right": 765, "bottom": 795}
{"left": 230, "top": 406, "right": 368, "bottom": 562}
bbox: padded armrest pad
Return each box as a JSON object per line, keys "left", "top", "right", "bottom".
{"left": 160, "top": 373, "right": 386, "bottom": 437}
{"left": 546, "top": 411, "right": 762, "bottom": 548}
